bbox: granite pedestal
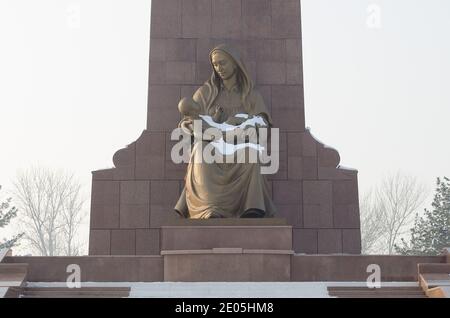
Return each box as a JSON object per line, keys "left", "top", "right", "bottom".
{"left": 161, "top": 218, "right": 293, "bottom": 281}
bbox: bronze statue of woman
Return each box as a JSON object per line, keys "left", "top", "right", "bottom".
{"left": 174, "top": 44, "right": 277, "bottom": 219}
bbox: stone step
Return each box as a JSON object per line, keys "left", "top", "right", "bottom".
{"left": 166, "top": 218, "right": 288, "bottom": 226}
{"left": 0, "top": 263, "right": 28, "bottom": 276}
{"left": 418, "top": 263, "right": 450, "bottom": 274}
{"left": 418, "top": 263, "right": 450, "bottom": 298}
{"left": 161, "top": 223, "right": 293, "bottom": 251}
{"left": 0, "top": 262, "right": 28, "bottom": 297}
{"left": 20, "top": 287, "right": 130, "bottom": 298}
{"left": 329, "top": 294, "right": 427, "bottom": 298}
{"left": 163, "top": 250, "right": 292, "bottom": 281}
{"left": 22, "top": 287, "right": 130, "bottom": 292}
{"left": 426, "top": 286, "right": 450, "bottom": 298}
{"left": 328, "top": 286, "right": 427, "bottom": 298}
{"left": 329, "top": 290, "right": 426, "bottom": 295}
{"left": 329, "top": 286, "right": 425, "bottom": 291}
{"left": 22, "top": 294, "right": 127, "bottom": 298}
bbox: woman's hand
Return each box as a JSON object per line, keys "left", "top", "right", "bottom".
{"left": 212, "top": 106, "right": 224, "bottom": 122}
{"left": 180, "top": 119, "right": 194, "bottom": 135}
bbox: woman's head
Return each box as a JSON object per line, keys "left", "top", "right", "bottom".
{"left": 211, "top": 50, "right": 237, "bottom": 82}
{"left": 208, "top": 44, "right": 253, "bottom": 109}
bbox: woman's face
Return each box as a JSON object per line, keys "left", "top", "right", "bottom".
{"left": 211, "top": 51, "right": 237, "bottom": 81}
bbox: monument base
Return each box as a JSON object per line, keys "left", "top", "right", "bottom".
{"left": 161, "top": 218, "right": 292, "bottom": 251}
{"left": 160, "top": 218, "right": 293, "bottom": 281}
{"left": 162, "top": 249, "right": 293, "bottom": 282}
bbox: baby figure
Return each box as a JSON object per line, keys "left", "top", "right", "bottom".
{"left": 178, "top": 97, "right": 224, "bottom": 123}
{"left": 178, "top": 97, "right": 268, "bottom": 154}
{"left": 178, "top": 97, "right": 266, "bottom": 132}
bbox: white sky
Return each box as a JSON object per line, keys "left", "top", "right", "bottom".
{"left": 1, "top": 0, "right": 449, "bottom": 253}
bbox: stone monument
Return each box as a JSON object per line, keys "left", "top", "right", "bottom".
{"left": 88, "top": 0, "right": 361, "bottom": 256}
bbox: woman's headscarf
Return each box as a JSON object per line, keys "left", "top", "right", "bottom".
{"left": 178, "top": 43, "right": 273, "bottom": 130}
{"left": 203, "top": 44, "right": 254, "bottom": 114}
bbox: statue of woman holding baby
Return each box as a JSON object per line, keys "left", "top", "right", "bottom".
{"left": 174, "top": 44, "right": 277, "bottom": 219}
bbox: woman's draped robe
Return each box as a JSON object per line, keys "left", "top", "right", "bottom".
{"left": 174, "top": 84, "right": 277, "bottom": 219}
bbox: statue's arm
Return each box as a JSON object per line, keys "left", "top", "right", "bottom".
{"left": 179, "top": 86, "right": 212, "bottom": 135}
{"left": 249, "top": 91, "right": 273, "bottom": 144}
{"left": 250, "top": 90, "right": 273, "bottom": 126}
{"left": 180, "top": 118, "right": 218, "bottom": 141}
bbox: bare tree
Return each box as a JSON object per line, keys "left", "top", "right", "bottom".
{"left": 360, "top": 190, "right": 384, "bottom": 254}
{"left": 60, "top": 181, "right": 84, "bottom": 256}
{"left": 13, "top": 166, "right": 86, "bottom": 256}
{"left": 378, "top": 173, "right": 428, "bottom": 254}
{"left": 360, "top": 172, "right": 428, "bottom": 254}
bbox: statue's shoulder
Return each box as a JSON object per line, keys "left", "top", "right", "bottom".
{"left": 193, "top": 84, "right": 211, "bottom": 103}
{"left": 247, "top": 88, "right": 271, "bottom": 123}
